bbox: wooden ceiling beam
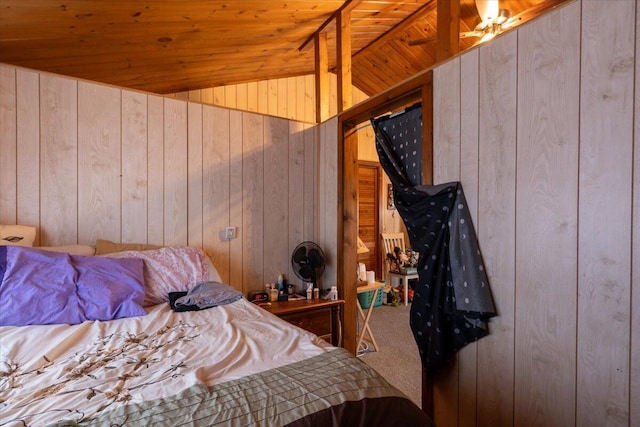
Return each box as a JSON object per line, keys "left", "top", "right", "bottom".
{"left": 336, "top": 8, "right": 353, "bottom": 113}
{"left": 315, "top": 33, "right": 330, "bottom": 123}
{"left": 299, "top": 0, "right": 363, "bottom": 51}
{"left": 436, "top": 0, "right": 460, "bottom": 61}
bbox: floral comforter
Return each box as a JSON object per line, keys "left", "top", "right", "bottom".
{"left": 1, "top": 299, "right": 431, "bottom": 426}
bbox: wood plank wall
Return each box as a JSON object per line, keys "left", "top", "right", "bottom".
{"left": 175, "top": 74, "right": 400, "bottom": 287}
{"left": 174, "top": 75, "right": 317, "bottom": 123}
{"left": 318, "top": 117, "right": 339, "bottom": 292}
{"left": 0, "top": 64, "right": 333, "bottom": 297}
{"left": 175, "top": 74, "right": 394, "bottom": 288}
{"left": 172, "top": 73, "right": 370, "bottom": 124}
{"left": 431, "top": 1, "right": 638, "bottom": 426}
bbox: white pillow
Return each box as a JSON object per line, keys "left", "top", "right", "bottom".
{"left": 0, "top": 224, "right": 36, "bottom": 247}
{"left": 37, "top": 245, "right": 96, "bottom": 256}
{"left": 203, "top": 255, "right": 223, "bottom": 283}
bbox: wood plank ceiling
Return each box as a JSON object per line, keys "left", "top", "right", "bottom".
{"left": 0, "top": 0, "right": 568, "bottom": 96}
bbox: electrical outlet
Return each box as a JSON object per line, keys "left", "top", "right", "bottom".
{"left": 224, "top": 226, "right": 237, "bottom": 240}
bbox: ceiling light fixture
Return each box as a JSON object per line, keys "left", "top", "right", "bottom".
{"left": 473, "top": 0, "right": 512, "bottom": 42}
{"left": 475, "top": 0, "right": 499, "bottom": 28}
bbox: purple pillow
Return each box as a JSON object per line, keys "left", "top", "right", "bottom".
{"left": 0, "top": 246, "right": 146, "bottom": 326}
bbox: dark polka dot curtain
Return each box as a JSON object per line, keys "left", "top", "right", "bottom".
{"left": 372, "top": 103, "right": 496, "bottom": 378}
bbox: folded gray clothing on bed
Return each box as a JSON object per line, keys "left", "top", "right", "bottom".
{"left": 174, "top": 281, "right": 243, "bottom": 309}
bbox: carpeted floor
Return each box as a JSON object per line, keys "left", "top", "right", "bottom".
{"left": 357, "top": 302, "right": 422, "bottom": 407}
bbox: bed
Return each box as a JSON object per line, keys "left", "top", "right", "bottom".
{"left": 0, "top": 243, "right": 432, "bottom": 426}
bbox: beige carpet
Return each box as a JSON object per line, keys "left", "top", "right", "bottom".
{"left": 357, "top": 302, "right": 422, "bottom": 407}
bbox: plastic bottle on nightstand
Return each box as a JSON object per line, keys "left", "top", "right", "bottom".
{"left": 330, "top": 286, "right": 338, "bottom": 301}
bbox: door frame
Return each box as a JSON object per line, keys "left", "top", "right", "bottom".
{"left": 337, "top": 68, "right": 433, "bottom": 415}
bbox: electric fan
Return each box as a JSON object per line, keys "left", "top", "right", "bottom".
{"left": 291, "top": 241, "right": 326, "bottom": 288}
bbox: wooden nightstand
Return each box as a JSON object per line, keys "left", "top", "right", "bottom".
{"left": 261, "top": 299, "right": 344, "bottom": 347}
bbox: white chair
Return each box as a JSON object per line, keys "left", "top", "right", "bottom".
{"left": 381, "top": 232, "right": 418, "bottom": 306}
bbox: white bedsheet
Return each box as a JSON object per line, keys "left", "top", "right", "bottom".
{"left": 0, "top": 298, "right": 334, "bottom": 426}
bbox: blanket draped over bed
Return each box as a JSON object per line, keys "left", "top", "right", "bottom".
{"left": 1, "top": 299, "right": 431, "bottom": 426}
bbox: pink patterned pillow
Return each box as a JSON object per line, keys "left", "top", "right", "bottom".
{"left": 103, "top": 246, "right": 210, "bottom": 306}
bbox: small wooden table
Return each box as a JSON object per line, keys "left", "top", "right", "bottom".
{"left": 260, "top": 298, "right": 344, "bottom": 346}
{"left": 356, "top": 281, "right": 385, "bottom": 356}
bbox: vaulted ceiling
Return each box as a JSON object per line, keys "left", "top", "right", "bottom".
{"left": 0, "top": 0, "right": 568, "bottom": 96}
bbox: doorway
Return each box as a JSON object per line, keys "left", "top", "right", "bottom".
{"left": 338, "top": 69, "right": 433, "bottom": 414}
{"left": 357, "top": 161, "right": 382, "bottom": 278}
